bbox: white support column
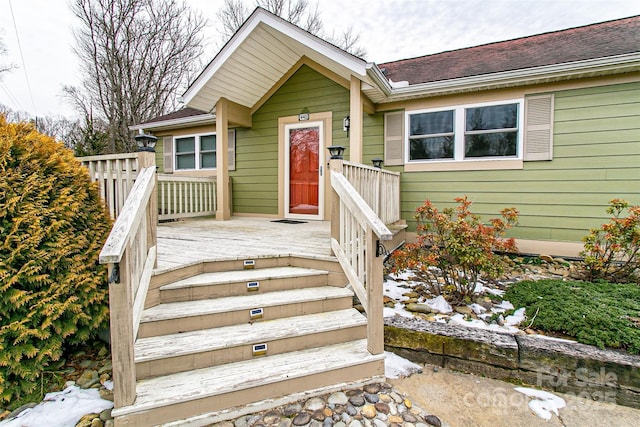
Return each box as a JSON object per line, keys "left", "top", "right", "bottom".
{"left": 349, "top": 76, "right": 363, "bottom": 164}
{"left": 216, "top": 98, "right": 231, "bottom": 220}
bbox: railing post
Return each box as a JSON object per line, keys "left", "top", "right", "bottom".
{"left": 107, "top": 253, "right": 137, "bottom": 407}
{"left": 365, "top": 225, "right": 384, "bottom": 355}
{"left": 329, "top": 158, "right": 343, "bottom": 255}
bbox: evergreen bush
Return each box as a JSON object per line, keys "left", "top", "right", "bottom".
{"left": 0, "top": 116, "right": 111, "bottom": 404}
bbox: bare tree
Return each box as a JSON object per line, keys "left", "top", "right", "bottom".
{"left": 68, "top": 0, "right": 206, "bottom": 153}
{"left": 0, "top": 36, "right": 16, "bottom": 80}
{"left": 216, "top": 0, "right": 365, "bottom": 57}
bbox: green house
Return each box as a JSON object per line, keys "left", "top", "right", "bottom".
{"left": 132, "top": 8, "right": 640, "bottom": 257}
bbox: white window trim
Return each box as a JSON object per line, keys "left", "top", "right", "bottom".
{"left": 405, "top": 98, "right": 524, "bottom": 164}
{"left": 174, "top": 132, "right": 217, "bottom": 171}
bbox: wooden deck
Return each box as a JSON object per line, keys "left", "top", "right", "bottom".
{"left": 156, "top": 217, "right": 333, "bottom": 272}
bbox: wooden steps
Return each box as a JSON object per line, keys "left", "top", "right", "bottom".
{"left": 113, "top": 340, "right": 384, "bottom": 426}
{"left": 158, "top": 266, "right": 329, "bottom": 302}
{"left": 134, "top": 308, "right": 367, "bottom": 379}
{"left": 138, "top": 286, "right": 354, "bottom": 337}
{"left": 113, "top": 257, "right": 383, "bottom": 426}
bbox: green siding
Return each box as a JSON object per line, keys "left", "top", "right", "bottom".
{"left": 363, "top": 81, "right": 640, "bottom": 243}
{"left": 231, "top": 65, "right": 350, "bottom": 215}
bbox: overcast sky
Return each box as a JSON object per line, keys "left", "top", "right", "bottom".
{"left": 1, "top": 0, "right": 639, "bottom": 118}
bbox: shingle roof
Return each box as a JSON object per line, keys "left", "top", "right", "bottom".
{"left": 379, "top": 15, "right": 640, "bottom": 85}
{"left": 143, "top": 107, "right": 210, "bottom": 124}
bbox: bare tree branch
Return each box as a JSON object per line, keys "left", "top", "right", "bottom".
{"left": 0, "top": 36, "right": 16, "bottom": 80}
{"left": 67, "top": 0, "right": 206, "bottom": 153}
{"left": 216, "top": 0, "right": 365, "bottom": 57}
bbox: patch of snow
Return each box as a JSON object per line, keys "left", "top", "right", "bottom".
{"left": 383, "top": 303, "right": 414, "bottom": 319}
{"left": 491, "top": 300, "right": 515, "bottom": 313}
{"left": 514, "top": 387, "right": 566, "bottom": 421}
{"left": 423, "top": 295, "right": 452, "bottom": 314}
{"left": 530, "top": 334, "right": 577, "bottom": 343}
{"left": 384, "top": 351, "right": 422, "bottom": 379}
{"left": 504, "top": 307, "right": 526, "bottom": 326}
{"left": 474, "top": 282, "right": 505, "bottom": 296}
{"left": 469, "top": 303, "right": 487, "bottom": 315}
{"left": 103, "top": 380, "right": 113, "bottom": 391}
{"left": 0, "top": 385, "right": 113, "bottom": 427}
{"left": 383, "top": 279, "right": 411, "bottom": 301}
{"left": 449, "top": 313, "right": 520, "bottom": 334}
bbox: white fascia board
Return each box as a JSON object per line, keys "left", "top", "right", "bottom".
{"left": 182, "top": 9, "right": 367, "bottom": 105}
{"left": 366, "top": 63, "right": 392, "bottom": 96}
{"left": 382, "top": 53, "right": 640, "bottom": 101}
{"left": 129, "top": 113, "right": 215, "bottom": 131}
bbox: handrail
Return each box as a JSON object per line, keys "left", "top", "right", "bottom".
{"left": 331, "top": 172, "right": 392, "bottom": 241}
{"left": 329, "top": 160, "right": 392, "bottom": 355}
{"left": 342, "top": 160, "right": 401, "bottom": 225}
{"left": 78, "top": 152, "right": 153, "bottom": 219}
{"left": 99, "top": 166, "right": 158, "bottom": 408}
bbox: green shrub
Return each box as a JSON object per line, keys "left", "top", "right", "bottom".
{"left": 504, "top": 279, "right": 640, "bottom": 354}
{"left": 0, "top": 116, "right": 111, "bottom": 404}
{"left": 391, "top": 196, "right": 519, "bottom": 302}
{"left": 580, "top": 199, "right": 640, "bottom": 283}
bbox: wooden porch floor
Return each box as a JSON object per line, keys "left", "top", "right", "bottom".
{"left": 156, "top": 217, "right": 333, "bottom": 272}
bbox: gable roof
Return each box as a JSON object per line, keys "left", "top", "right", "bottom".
{"left": 380, "top": 15, "right": 640, "bottom": 85}
{"left": 181, "top": 7, "right": 370, "bottom": 112}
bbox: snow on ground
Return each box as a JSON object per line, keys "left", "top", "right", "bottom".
{"left": 474, "top": 282, "right": 505, "bottom": 296}
{"left": 383, "top": 274, "right": 527, "bottom": 333}
{"left": 449, "top": 313, "right": 521, "bottom": 334}
{"left": 384, "top": 351, "right": 423, "bottom": 379}
{"left": 0, "top": 385, "right": 113, "bottom": 427}
{"left": 514, "top": 387, "right": 566, "bottom": 420}
{"left": 422, "top": 295, "right": 452, "bottom": 314}
{"left": 383, "top": 279, "right": 411, "bottom": 302}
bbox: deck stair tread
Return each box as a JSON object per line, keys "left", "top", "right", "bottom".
{"left": 140, "top": 286, "right": 353, "bottom": 323}
{"left": 159, "top": 266, "right": 329, "bottom": 291}
{"left": 115, "top": 339, "right": 381, "bottom": 416}
{"left": 135, "top": 308, "right": 366, "bottom": 363}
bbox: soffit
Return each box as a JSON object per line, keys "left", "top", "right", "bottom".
{"left": 183, "top": 10, "right": 380, "bottom": 112}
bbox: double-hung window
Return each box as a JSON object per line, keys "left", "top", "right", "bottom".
{"left": 407, "top": 100, "right": 522, "bottom": 163}
{"left": 175, "top": 133, "right": 216, "bottom": 170}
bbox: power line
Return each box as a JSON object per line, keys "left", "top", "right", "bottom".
{"left": 0, "top": 80, "right": 24, "bottom": 110}
{"left": 8, "top": 0, "right": 37, "bottom": 114}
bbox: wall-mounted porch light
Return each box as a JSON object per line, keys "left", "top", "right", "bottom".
{"left": 343, "top": 116, "right": 350, "bottom": 136}
{"left": 371, "top": 158, "right": 383, "bottom": 168}
{"left": 135, "top": 133, "right": 158, "bottom": 152}
{"left": 327, "top": 145, "right": 345, "bottom": 160}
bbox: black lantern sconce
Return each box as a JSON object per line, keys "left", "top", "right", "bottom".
{"left": 135, "top": 133, "right": 158, "bottom": 152}
{"left": 327, "top": 145, "right": 345, "bottom": 160}
{"left": 343, "top": 116, "right": 350, "bottom": 137}
{"left": 371, "top": 158, "right": 383, "bottom": 169}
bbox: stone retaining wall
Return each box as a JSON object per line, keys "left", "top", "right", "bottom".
{"left": 384, "top": 317, "right": 640, "bottom": 409}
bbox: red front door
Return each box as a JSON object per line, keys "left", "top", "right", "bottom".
{"left": 286, "top": 124, "right": 322, "bottom": 218}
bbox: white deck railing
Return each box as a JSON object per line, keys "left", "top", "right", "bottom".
{"left": 79, "top": 153, "right": 217, "bottom": 221}
{"left": 342, "top": 161, "right": 401, "bottom": 225}
{"left": 158, "top": 175, "right": 216, "bottom": 221}
{"left": 329, "top": 160, "right": 393, "bottom": 355}
{"left": 99, "top": 167, "right": 157, "bottom": 408}
{"left": 79, "top": 153, "right": 145, "bottom": 219}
